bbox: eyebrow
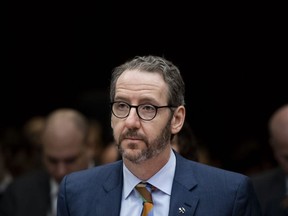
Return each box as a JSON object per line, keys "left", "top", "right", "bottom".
{"left": 114, "top": 97, "right": 162, "bottom": 106}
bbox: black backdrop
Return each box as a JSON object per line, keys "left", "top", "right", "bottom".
{"left": 2, "top": 10, "right": 287, "bottom": 172}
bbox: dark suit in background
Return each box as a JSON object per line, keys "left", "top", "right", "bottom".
{"left": 252, "top": 167, "right": 287, "bottom": 215}
{"left": 0, "top": 170, "right": 50, "bottom": 216}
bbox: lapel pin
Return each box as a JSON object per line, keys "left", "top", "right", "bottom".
{"left": 179, "top": 207, "right": 186, "bottom": 213}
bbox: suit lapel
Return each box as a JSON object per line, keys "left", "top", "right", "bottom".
{"left": 95, "top": 162, "right": 124, "bottom": 216}
{"left": 93, "top": 154, "right": 200, "bottom": 215}
{"left": 169, "top": 153, "right": 199, "bottom": 216}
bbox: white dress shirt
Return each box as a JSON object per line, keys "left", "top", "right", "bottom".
{"left": 47, "top": 178, "right": 59, "bottom": 216}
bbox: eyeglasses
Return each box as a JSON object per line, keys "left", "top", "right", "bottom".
{"left": 111, "top": 101, "right": 176, "bottom": 121}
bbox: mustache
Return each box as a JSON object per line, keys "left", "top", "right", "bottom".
{"left": 119, "top": 130, "right": 147, "bottom": 143}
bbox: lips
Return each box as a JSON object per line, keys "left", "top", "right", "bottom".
{"left": 124, "top": 137, "right": 141, "bottom": 140}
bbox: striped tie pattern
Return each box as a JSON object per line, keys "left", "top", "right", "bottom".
{"left": 135, "top": 182, "right": 155, "bottom": 216}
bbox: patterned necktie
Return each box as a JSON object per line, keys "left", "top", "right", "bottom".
{"left": 135, "top": 182, "right": 155, "bottom": 216}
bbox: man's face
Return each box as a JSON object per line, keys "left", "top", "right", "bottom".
{"left": 43, "top": 130, "right": 89, "bottom": 183}
{"left": 111, "top": 69, "right": 173, "bottom": 164}
{"left": 273, "top": 136, "right": 288, "bottom": 174}
{"left": 270, "top": 107, "right": 288, "bottom": 174}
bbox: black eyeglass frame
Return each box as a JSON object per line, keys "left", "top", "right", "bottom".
{"left": 110, "top": 101, "right": 177, "bottom": 121}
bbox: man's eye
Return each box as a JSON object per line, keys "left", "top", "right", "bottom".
{"left": 64, "top": 157, "right": 77, "bottom": 164}
{"left": 117, "top": 103, "right": 128, "bottom": 110}
{"left": 142, "top": 105, "right": 155, "bottom": 111}
{"left": 48, "top": 157, "right": 58, "bottom": 164}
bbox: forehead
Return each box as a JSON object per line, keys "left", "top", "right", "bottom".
{"left": 115, "top": 69, "right": 168, "bottom": 102}
{"left": 43, "top": 131, "right": 84, "bottom": 155}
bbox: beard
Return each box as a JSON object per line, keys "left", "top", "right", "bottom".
{"left": 116, "top": 121, "right": 172, "bottom": 164}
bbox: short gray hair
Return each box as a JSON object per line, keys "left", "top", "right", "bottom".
{"left": 109, "top": 55, "right": 185, "bottom": 106}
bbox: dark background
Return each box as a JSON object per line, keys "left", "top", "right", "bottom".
{"left": 1, "top": 7, "right": 287, "bottom": 172}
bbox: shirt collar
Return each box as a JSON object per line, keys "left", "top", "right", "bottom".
{"left": 50, "top": 177, "right": 59, "bottom": 197}
{"left": 122, "top": 148, "right": 176, "bottom": 199}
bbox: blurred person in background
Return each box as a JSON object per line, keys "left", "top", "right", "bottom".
{"left": 252, "top": 104, "right": 288, "bottom": 215}
{"left": 22, "top": 115, "right": 47, "bottom": 170}
{"left": 100, "top": 141, "right": 121, "bottom": 164}
{"left": 86, "top": 119, "right": 105, "bottom": 166}
{"left": 171, "top": 120, "right": 219, "bottom": 166}
{"left": 0, "top": 143, "right": 13, "bottom": 202}
{"left": 0, "top": 127, "right": 32, "bottom": 179}
{"left": 0, "top": 108, "right": 94, "bottom": 216}
{"left": 171, "top": 120, "right": 199, "bottom": 161}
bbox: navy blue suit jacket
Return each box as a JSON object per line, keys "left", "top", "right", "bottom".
{"left": 58, "top": 152, "right": 261, "bottom": 216}
{"left": 252, "top": 167, "right": 287, "bottom": 215}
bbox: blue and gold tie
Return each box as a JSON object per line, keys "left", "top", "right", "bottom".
{"left": 135, "top": 182, "right": 155, "bottom": 216}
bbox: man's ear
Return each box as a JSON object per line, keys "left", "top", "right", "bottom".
{"left": 171, "top": 106, "right": 186, "bottom": 134}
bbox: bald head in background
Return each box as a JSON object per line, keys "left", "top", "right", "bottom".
{"left": 42, "top": 108, "right": 92, "bottom": 183}
{"left": 269, "top": 104, "right": 288, "bottom": 174}
{"left": 251, "top": 104, "right": 288, "bottom": 215}
{"left": 0, "top": 108, "right": 97, "bottom": 216}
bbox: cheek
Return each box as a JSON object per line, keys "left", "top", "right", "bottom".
{"left": 111, "top": 121, "right": 123, "bottom": 139}
{"left": 111, "top": 117, "right": 114, "bottom": 128}
{"left": 44, "top": 162, "right": 53, "bottom": 170}
{"left": 111, "top": 116, "right": 121, "bottom": 130}
{"left": 276, "top": 154, "right": 288, "bottom": 169}
{"left": 67, "top": 164, "right": 80, "bottom": 172}
{"left": 143, "top": 122, "right": 166, "bottom": 140}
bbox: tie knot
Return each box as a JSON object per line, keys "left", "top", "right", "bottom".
{"left": 135, "top": 182, "right": 154, "bottom": 203}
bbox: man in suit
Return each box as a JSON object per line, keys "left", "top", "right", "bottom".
{"left": 57, "top": 55, "right": 261, "bottom": 215}
{"left": 0, "top": 144, "right": 13, "bottom": 202}
{"left": 0, "top": 108, "right": 93, "bottom": 216}
{"left": 252, "top": 104, "right": 288, "bottom": 215}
